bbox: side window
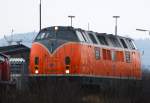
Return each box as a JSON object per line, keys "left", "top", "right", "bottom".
{"left": 35, "top": 57, "right": 39, "bottom": 65}
{"left": 116, "top": 51, "right": 124, "bottom": 62}
{"left": 80, "top": 32, "right": 87, "bottom": 42}
{"left": 102, "top": 49, "right": 111, "bottom": 60}
{"left": 120, "top": 39, "right": 128, "bottom": 48}
{"left": 83, "top": 32, "right": 92, "bottom": 43}
{"left": 109, "top": 37, "right": 121, "bottom": 47}
{"left": 76, "top": 31, "right": 85, "bottom": 42}
{"left": 103, "top": 49, "right": 107, "bottom": 60}
{"left": 95, "top": 47, "right": 100, "bottom": 60}
{"left": 126, "top": 39, "right": 136, "bottom": 50}
{"left": 88, "top": 33, "right": 98, "bottom": 44}
{"left": 97, "top": 35, "right": 108, "bottom": 45}
{"left": 131, "top": 40, "right": 137, "bottom": 49}
{"left": 125, "top": 51, "right": 131, "bottom": 63}
{"left": 111, "top": 51, "right": 116, "bottom": 61}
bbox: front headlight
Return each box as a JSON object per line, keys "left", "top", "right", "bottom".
{"left": 35, "top": 70, "right": 39, "bottom": 74}
{"left": 65, "top": 70, "right": 70, "bottom": 74}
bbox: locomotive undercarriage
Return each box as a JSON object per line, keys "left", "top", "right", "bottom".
{"left": 27, "top": 75, "right": 142, "bottom": 94}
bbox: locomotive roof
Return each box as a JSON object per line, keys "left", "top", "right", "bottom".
{"left": 36, "top": 26, "right": 137, "bottom": 50}
{"left": 41, "top": 26, "right": 133, "bottom": 40}
{"left": 0, "top": 44, "right": 30, "bottom": 55}
{"left": 86, "top": 30, "right": 133, "bottom": 40}
{"left": 41, "top": 26, "right": 74, "bottom": 31}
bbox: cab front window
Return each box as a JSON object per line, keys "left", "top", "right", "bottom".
{"left": 35, "top": 27, "right": 79, "bottom": 42}
{"left": 36, "top": 29, "right": 55, "bottom": 40}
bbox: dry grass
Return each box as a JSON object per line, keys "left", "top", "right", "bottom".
{"left": 0, "top": 72, "right": 150, "bottom": 103}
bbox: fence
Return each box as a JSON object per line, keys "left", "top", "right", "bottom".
{"left": 9, "top": 58, "right": 28, "bottom": 90}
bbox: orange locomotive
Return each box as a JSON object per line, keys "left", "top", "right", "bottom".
{"left": 29, "top": 26, "right": 141, "bottom": 84}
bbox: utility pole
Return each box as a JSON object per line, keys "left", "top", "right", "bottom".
{"left": 39, "top": 0, "right": 42, "bottom": 31}
{"left": 68, "top": 16, "right": 75, "bottom": 27}
{"left": 113, "top": 16, "right": 120, "bottom": 36}
{"left": 88, "top": 22, "right": 90, "bottom": 31}
{"left": 136, "top": 29, "right": 150, "bottom": 35}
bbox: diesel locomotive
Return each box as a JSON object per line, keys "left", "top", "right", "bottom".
{"left": 29, "top": 26, "right": 141, "bottom": 84}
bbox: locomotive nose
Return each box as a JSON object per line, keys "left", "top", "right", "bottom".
{"left": 39, "top": 39, "right": 67, "bottom": 54}
{"left": 49, "top": 39, "right": 57, "bottom": 53}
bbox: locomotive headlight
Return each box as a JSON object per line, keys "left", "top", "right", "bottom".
{"left": 55, "top": 26, "right": 58, "bottom": 31}
{"left": 66, "top": 70, "right": 70, "bottom": 74}
{"left": 35, "top": 66, "right": 39, "bottom": 74}
{"left": 35, "top": 70, "right": 39, "bottom": 74}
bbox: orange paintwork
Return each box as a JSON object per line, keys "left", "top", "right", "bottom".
{"left": 29, "top": 42, "right": 141, "bottom": 80}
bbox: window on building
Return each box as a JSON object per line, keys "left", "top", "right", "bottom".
{"left": 125, "top": 51, "right": 131, "bottom": 63}
{"left": 120, "top": 39, "right": 128, "bottom": 48}
{"left": 88, "top": 33, "right": 98, "bottom": 44}
{"left": 97, "top": 35, "right": 108, "bottom": 45}
{"left": 109, "top": 37, "right": 121, "bottom": 47}
{"left": 95, "top": 47, "right": 100, "bottom": 60}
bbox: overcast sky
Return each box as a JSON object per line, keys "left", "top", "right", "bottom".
{"left": 0, "top": 0, "right": 150, "bottom": 39}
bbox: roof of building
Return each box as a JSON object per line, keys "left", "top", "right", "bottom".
{"left": 0, "top": 44, "right": 30, "bottom": 54}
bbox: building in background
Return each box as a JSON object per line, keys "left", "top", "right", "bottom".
{"left": 0, "top": 44, "right": 31, "bottom": 65}
{"left": 0, "top": 44, "right": 31, "bottom": 89}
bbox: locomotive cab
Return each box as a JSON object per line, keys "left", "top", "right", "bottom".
{"left": 30, "top": 26, "right": 81, "bottom": 75}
